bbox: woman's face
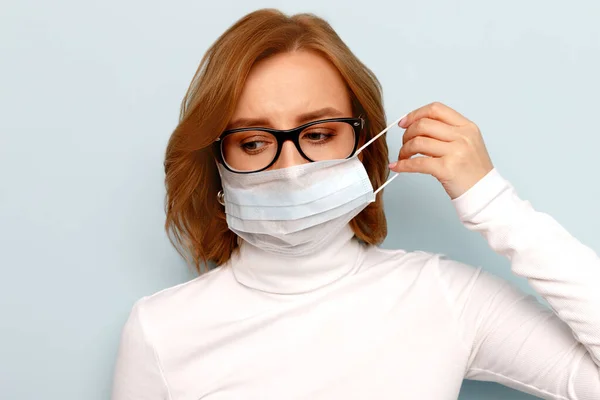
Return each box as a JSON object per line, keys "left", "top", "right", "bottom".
{"left": 227, "top": 50, "right": 354, "bottom": 171}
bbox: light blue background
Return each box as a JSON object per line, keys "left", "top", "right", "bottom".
{"left": 1, "top": 1, "right": 599, "bottom": 399}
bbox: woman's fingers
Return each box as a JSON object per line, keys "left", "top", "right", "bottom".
{"left": 392, "top": 101, "right": 493, "bottom": 199}
{"left": 391, "top": 156, "right": 444, "bottom": 177}
{"left": 402, "top": 117, "right": 458, "bottom": 145}
{"left": 399, "top": 102, "right": 470, "bottom": 129}
{"left": 397, "top": 136, "right": 453, "bottom": 161}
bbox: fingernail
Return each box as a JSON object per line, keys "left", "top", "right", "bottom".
{"left": 398, "top": 115, "right": 408, "bottom": 128}
{"left": 388, "top": 161, "right": 397, "bottom": 169}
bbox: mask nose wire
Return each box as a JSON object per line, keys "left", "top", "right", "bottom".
{"left": 353, "top": 114, "right": 407, "bottom": 196}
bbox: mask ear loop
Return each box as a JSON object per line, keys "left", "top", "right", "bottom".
{"left": 353, "top": 114, "right": 407, "bottom": 195}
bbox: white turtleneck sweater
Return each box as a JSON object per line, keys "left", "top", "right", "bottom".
{"left": 112, "top": 169, "right": 600, "bottom": 400}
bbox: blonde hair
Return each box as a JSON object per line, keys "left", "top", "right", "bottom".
{"left": 164, "top": 9, "right": 389, "bottom": 273}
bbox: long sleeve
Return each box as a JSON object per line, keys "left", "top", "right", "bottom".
{"left": 441, "top": 168, "right": 600, "bottom": 399}
{"left": 111, "top": 298, "right": 171, "bottom": 400}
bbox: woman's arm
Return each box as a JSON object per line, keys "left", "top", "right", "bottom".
{"left": 388, "top": 101, "right": 599, "bottom": 397}
{"left": 111, "top": 299, "right": 171, "bottom": 400}
{"left": 440, "top": 168, "right": 600, "bottom": 399}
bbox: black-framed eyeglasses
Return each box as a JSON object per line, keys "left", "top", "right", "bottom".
{"left": 214, "top": 117, "right": 364, "bottom": 173}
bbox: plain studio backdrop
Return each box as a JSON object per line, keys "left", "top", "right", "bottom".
{"left": 1, "top": 1, "right": 599, "bottom": 399}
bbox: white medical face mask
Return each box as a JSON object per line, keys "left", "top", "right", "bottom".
{"left": 216, "top": 115, "right": 405, "bottom": 256}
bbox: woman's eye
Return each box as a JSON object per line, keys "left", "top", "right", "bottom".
{"left": 303, "top": 132, "right": 334, "bottom": 141}
{"left": 241, "top": 140, "right": 267, "bottom": 151}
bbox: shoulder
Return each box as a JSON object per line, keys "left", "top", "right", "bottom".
{"left": 361, "top": 244, "right": 490, "bottom": 295}
{"left": 140, "top": 266, "right": 229, "bottom": 311}
{"left": 126, "top": 266, "right": 236, "bottom": 340}
{"left": 361, "top": 243, "right": 475, "bottom": 274}
{"left": 360, "top": 244, "right": 437, "bottom": 271}
{"left": 363, "top": 245, "right": 523, "bottom": 316}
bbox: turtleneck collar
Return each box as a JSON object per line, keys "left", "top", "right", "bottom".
{"left": 226, "top": 224, "right": 363, "bottom": 294}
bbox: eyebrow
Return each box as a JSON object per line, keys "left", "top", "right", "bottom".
{"left": 296, "top": 107, "right": 346, "bottom": 124}
{"left": 227, "top": 107, "right": 346, "bottom": 130}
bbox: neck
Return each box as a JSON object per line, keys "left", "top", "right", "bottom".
{"left": 227, "top": 224, "right": 362, "bottom": 294}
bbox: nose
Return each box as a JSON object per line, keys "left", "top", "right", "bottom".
{"left": 270, "top": 140, "right": 308, "bottom": 170}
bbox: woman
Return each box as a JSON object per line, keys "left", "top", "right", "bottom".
{"left": 112, "top": 9, "right": 600, "bottom": 400}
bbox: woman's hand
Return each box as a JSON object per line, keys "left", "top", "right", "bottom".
{"left": 388, "top": 102, "right": 494, "bottom": 199}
